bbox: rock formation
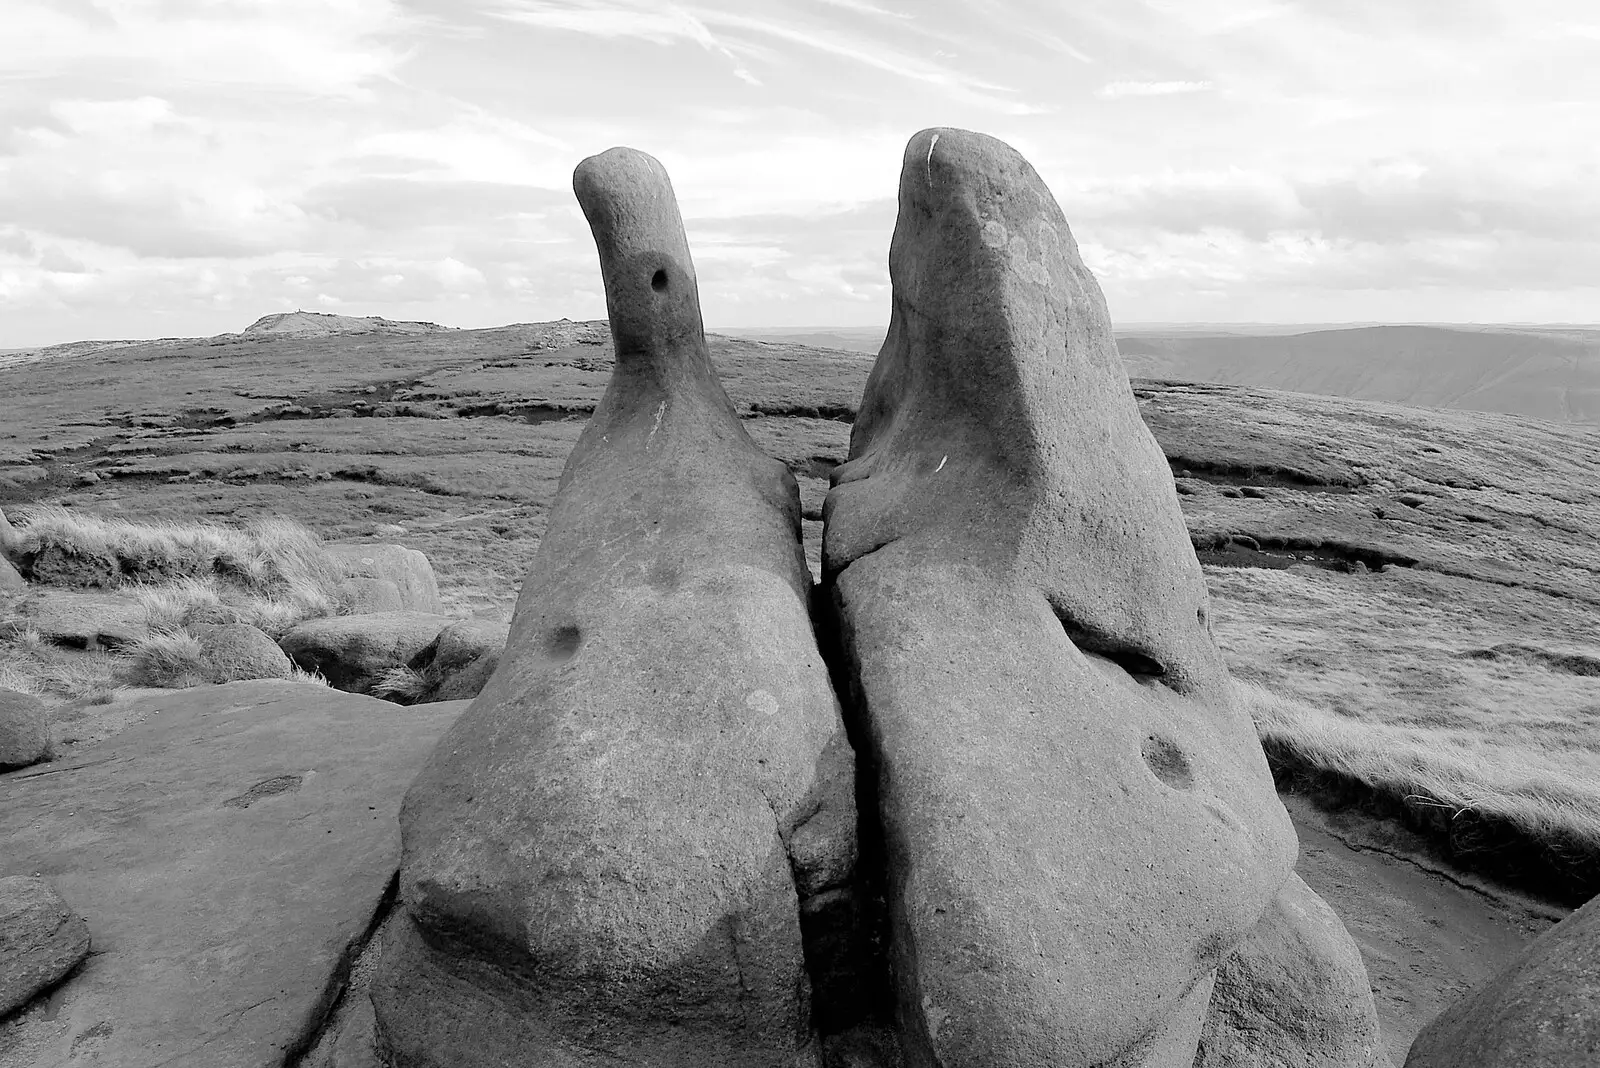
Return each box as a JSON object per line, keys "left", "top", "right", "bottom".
{"left": 370, "top": 147, "right": 859, "bottom": 1067}
{"left": 279, "top": 611, "right": 453, "bottom": 693}
{"left": 0, "top": 555, "right": 22, "bottom": 595}
{"left": 1199, "top": 873, "right": 1391, "bottom": 1067}
{"left": 0, "top": 876, "right": 88, "bottom": 1017}
{"left": 1404, "top": 891, "right": 1599, "bottom": 1068}
{"left": 191, "top": 622, "right": 294, "bottom": 684}
{"left": 403, "top": 618, "right": 510, "bottom": 703}
{"left": 325, "top": 544, "right": 444, "bottom": 615}
{"left": 0, "top": 690, "right": 52, "bottom": 770}
{"left": 0, "top": 682, "right": 464, "bottom": 1064}
{"left": 821, "top": 128, "right": 1300, "bottom": 1067}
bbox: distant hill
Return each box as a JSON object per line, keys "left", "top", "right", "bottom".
{"left": 241, "top": 311, "right": 456, "bottom": 338}
{"left": 718, "top": 326, "right": 884, "bottom": 354}
{"left": 1116, "top": 324, "right": 1600, "bottom": 424}
{"left": 11, "top": 316, "right": 1600, "bottom": 423}
{"left": 0, "top": 312, "right": 460, "bottom": 372}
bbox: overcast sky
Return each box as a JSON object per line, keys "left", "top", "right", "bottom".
{"left": 2, "top": 1, "right": 1597, "bottom": 346}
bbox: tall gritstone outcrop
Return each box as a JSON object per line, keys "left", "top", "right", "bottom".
{"left": 821, "top": 127, "right": 1313, "bottom": 1067}
{"left": 370, "top": 147, "right": 859, "bottom": 1068}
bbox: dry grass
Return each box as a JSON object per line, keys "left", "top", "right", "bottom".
{"left": 119, "top": 631, "right": 208, "bottom": 689}
{"left": 10, "top": 505, "right": 347, "bottom": 599}
{"left": 1211, "top": 559, "right": 1600, "bottom": 899}
{"left": 0, "top": 511, "right": 355, "bottom": 700}
{"left": 287, "top": 664, "right": 332, "bottom": 687}
{"left": 134, "top": 577, "right": 224, "bottom": 633}
{"left": 0, "top": 646, "right": 119, "bottom": 704}
{"left": 1238, "top": 679, "right": 1600, "bottom": 857}
{"left": 369, "top": 664, "right": 429, "bottom": 704}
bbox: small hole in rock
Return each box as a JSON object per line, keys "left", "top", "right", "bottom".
{"left": 545, "top": 624, "right": 582, "bottom": 663}
{"left": 1141, "top": 735, "right": 1194, "bottom": 790}
{"left": 650, "top": 269, "right": 668, "bottom": 292}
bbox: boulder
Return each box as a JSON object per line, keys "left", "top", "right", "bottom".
{"left": 404, "top": 619, "right": 509, "bottom": 702}
{"left": 193, "top": 622, "right": 293, "bottom": 683}
{"left": 279, "top": 612, "right": 453, "bottom": 693}
{"left": 0, "top": 689, "right": 52, "bottom": 770}
{"left": 0, "top": 682, "right": 469, "bottom": 1066}
{"left": 370, "top": 147, "right": 859, "bottom": 1068}
{"left": 0, "top": 555, "right": 23, "bottom": 595}
{"left": 326, "top": 545, "right": 443, "bottom": 614}
{"left": 0, "top": 876, "right": 90, "bottom": 1017}
{"left": 0, "top": 507, "right": 17, "bottom": 560}
{"left": 338, "top": 577, "right": 405, "bottom": 615}
{"left": 1404, "top": 891, "right": 1600, "bottom": 1068}
{"left": 821, "top": 129, "right": 1298, "bottom": 1067}
{"left": 20, "top": 589, "right": 147, "bottom": 651}
{"left": 1198, "top": 873, "right": 1391, "bottom": 1067}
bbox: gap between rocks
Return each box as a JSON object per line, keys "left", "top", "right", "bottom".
{"left": 284, "top": 872, "right": 401, "bottom": 1066}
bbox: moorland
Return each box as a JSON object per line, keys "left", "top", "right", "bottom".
{"left": 2, "top": 311, "right": 1598, "bottom": 909}
{"left": 739, "top": 322, "right": 1600, "bottom": 424}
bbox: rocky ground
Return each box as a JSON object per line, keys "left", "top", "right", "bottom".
{"left": 1, "top": 316, "right": 1596, "bottom": 1062}
{"left": 3, "top": 320, "right": 1595, "bottom": 884}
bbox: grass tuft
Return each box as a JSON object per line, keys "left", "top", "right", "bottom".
{"left": 370, "top": 664, "right": 429, "bottom": 704}
{"left": 287, "top": 664, "right": 332, "bottom": 687}
{"left": 119, "top": 631, "right": 207, "bottom": 689}
{"left": 1238, "top": 678, "right": 1600, "bottom": 899}
{"left": 10, "top": 506, "right": 348, "bottom": 601}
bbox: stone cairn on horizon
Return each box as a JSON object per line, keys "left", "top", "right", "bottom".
{"left": 368, "top": 129, "right": 1393, "bottom": 1067}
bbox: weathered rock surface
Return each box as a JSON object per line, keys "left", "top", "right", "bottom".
{"left": 0, "top": 682, "right": 469, "bottom": 1067}
{"left": 1198, "top": 873, "right": 1391, "bottom": 1067}
{"left": 404, "top": 618, "right": 509, "bottom": 702}
{"left": 1404, "top": 891, "right": 1600, "bottom": 1068}
{"left": 279, "top": 612, "right": 453, "bottom": 692}
{"left": 370, "top": 147, "right": 858, "bottom": 1068}
{"left": 0, "top": 690, "right": 52, "bottom": 770}
{"left": 0, "top": 876, "right": 89, "bottom": 1017}
{"left": 192, "top": 622, "right": 293, "bottom": 683}
{"left": 338, "top": 576, "right": 406, "bottom": 615}
{"left": 326, "top": 545, "right": 444, "bottom": 614}
{"left": 822, "top": 128, "right": 1298, "bottom": 1067}
{"left": 0, "top": 556, "right": 22, "bottom": 594}
{"left": 15, "top": 589, "right": 146, "bottom": 650}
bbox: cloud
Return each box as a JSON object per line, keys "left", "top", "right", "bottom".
{"left": 2, "top": 0, "right": 423, "bottom": 99}
{"left": 1096, "top": 80, "right": 1212, "bottom": 98}
{"left": 492, "top": 0, "right": 759, "bottom": 83}
{"left": 2, "top": 0, "right": 1598, "bottom": 343}
{"left": 810, "top": 0, "right": 912, "bottom": 18}
{"left": 492, "top": 0, "right": 1041, "bottom": 112}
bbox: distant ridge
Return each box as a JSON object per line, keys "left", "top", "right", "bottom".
{"left": 241, "top": 311, "right": 456, "bottom": 338}
{"left": 1116, "top": 324, "right": 1600, "bottom": 424}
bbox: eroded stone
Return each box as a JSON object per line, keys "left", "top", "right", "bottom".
{"left": 822, "top": 128, "right": 1298, "bottom": 1067}
{"left": 370, "top": 147, "right": 858, "bottom": 1068}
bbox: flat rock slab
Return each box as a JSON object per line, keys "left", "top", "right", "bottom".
{"left": 0, "top": 682, "right": 467, "bottom": 1067}
{"left": 1289, "top": 804, "right": 1557, "bottom": 1065}
{"left": 16, "top": 589, "right": 147, "bottom": 651}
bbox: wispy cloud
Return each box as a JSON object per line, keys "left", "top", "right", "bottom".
{"left": 1096, "top": 80, "right": 1213, "bottom": 98}
{"left": 492, "top": 1, "right": 760, "bottom": 83}
{"left": 2, "top": 0, "right": 1598, "bottom": 344}
{"left": 810, "top": 0, "right": 913, "bottom": 19}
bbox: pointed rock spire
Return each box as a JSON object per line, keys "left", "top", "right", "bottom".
{"left": 822, "top": 128, "right": 1303, "bottom": 1067}
{"left": 371, "top": 147, "right": 860, "bottom": 1068}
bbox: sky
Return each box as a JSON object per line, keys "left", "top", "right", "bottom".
{"left": 1, "top": 0, "right": 1598, "bottom": 347}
